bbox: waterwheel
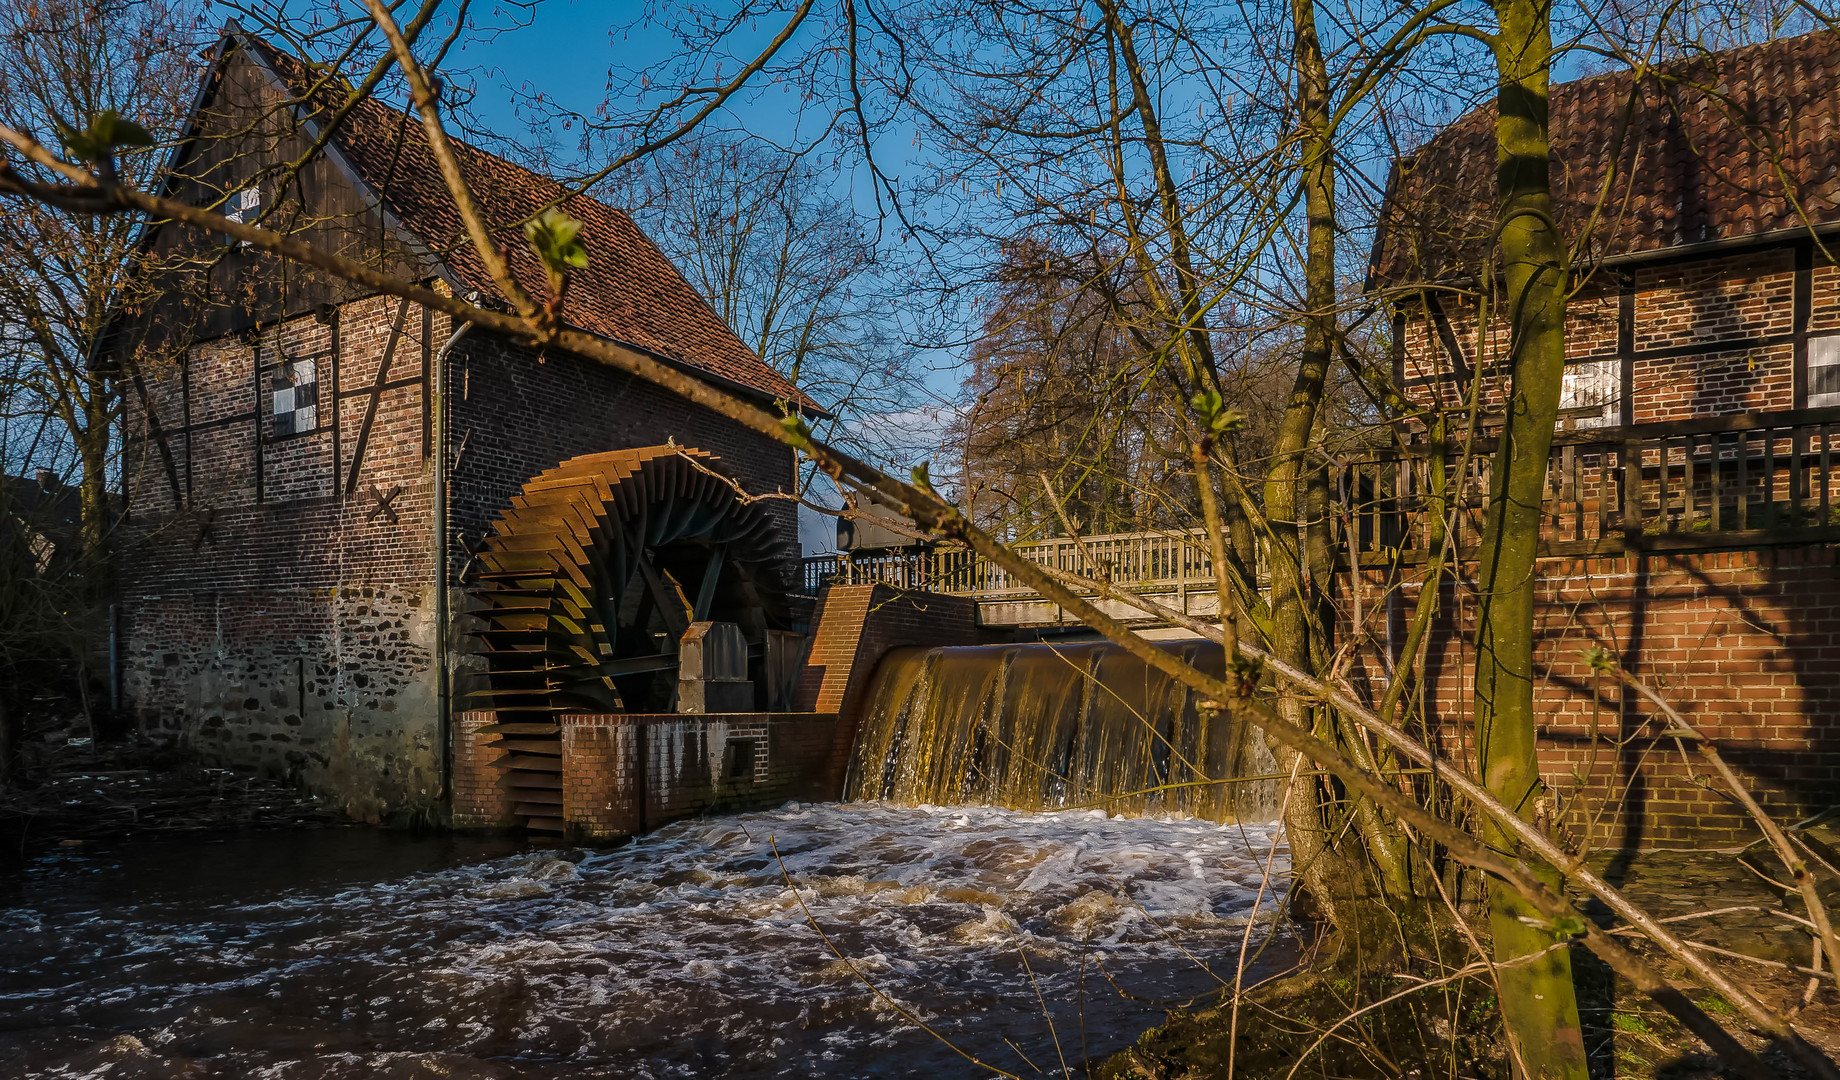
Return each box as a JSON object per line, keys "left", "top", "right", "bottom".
{"left": 466, "top": 446, "right": 791, "bottom": 832}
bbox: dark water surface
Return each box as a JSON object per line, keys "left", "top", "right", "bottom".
{"left": 0, "top": 803, "right": 1291, "bottom": 1078}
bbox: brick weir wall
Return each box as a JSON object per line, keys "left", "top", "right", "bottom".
{"left": 1349, "top": 545, "right": 1840, "bottom": 849}
{"left": 454, "top": 711, "right": 839, "bottom": 841}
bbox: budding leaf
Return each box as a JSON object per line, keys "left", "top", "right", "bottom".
{"left": 1582, "top": 646, "right": 1616, "bottom": 674}
{"left": 1550, "top": 915, "right": 1587, "bottom": 939}
{"left": 55, "top": 109, "right": 154, "bottom": 164}
{"left": 523, "top": 207, "right": 588, "bottom": 277}
{"left": 911, "top": 461, "right": 934, "bottom": 492}
{"left": 1188, "top": 390, "right": 1245, "bottom": 438}
{"left": 779, "top": 413, "right": 812, "bottom": 443}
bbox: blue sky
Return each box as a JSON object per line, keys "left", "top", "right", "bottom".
{"left": 433, "top": 2, "right": 963, "bottom": 551}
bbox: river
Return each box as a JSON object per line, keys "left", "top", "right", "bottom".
{"left": 0, "top": 802, "right": 1291, "bottom": 1078}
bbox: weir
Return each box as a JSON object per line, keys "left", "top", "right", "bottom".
{"left": 456, "top": 571, "right": 1284, "bottom": 838}
{"left": 849, "top": 640, "right": 1281, "bottom": 822}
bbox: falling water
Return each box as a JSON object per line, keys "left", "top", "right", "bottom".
{"left": 848, "top": 638, "right": 1282, "bottom": 821}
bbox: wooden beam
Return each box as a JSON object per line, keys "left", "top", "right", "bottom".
{"left": 421, "top": 304, "right": 433, "bottom": 458}
{"left": 180, "top": 354, "right": 193, "bottom": 506}
{"left": 1618, "top": 270, "right": 1635, "bottom": 427}
{"left": 126, "top": 368, "right": 181, "bottom": 510}
{"left": 344, "top": 297, "right": 412, "bottom": 498}
{"left": 252, "top": 340, "right": 264, "bottom": 504}
{"left": 329, "top": 310, "right": 341, "bottom": 502}
{"left": 693, "top": 544, "right": 726, "bottom": 622}
{"left": 635, "top": 550, "right": 693, "bottom": 635}
{"left": 1794, "top": 239, "right": 1814, "bottom": 409}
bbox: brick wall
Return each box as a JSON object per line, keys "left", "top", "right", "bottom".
{"left": 1350, "top": 546, "right": 1840, "bottom": 849}
{"left": 452, "top": 710, "right": 516, "bottom": 827}
{"left": 118, "top": 295, "right": 443, "bottom": 821}
{"left": 554, "top": 712, "right": 838, "bottom": 841}
{"left": 793, "top": 584, "right": 982, "bottom": 795}
{"left": 1400, "top": 244, "right": 1823, "bottom": 424}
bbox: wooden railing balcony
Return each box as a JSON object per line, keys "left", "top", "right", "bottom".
{"left": 1341, "top": 404, "right": 1840, "bottom": 565}
{"left": 797, "top": 407, "right": 1840, "bottom": 599}
{"left": 800, "top": 527, "right": 1217, "bottom": 599}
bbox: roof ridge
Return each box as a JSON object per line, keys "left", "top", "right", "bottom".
{"left": 1375, "top": 28, "right": 1840, "bottom": 284}
{"left": 230, "top": 28, "right": 820, "bottom": 412}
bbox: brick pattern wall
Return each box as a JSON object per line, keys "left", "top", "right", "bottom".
{"left": 452, "top": 710, "right": 515, "bottom": 827}
{"left": 793, "top": 584, "right": 982, "bottom": 795}
{"left": 1350, "top": 546, "right": 1840, "bottom": 849}
{"left": 446, "top": 330, "right": 798, "bottom": 589}
{"left": 554, "top": 712, "right": 839, "bottom": 841}
{"left": 1400, "top": 245, "right": 1814, "bottom": 423}
{"left": 560, "top": 720, "right": 639, "bottom": 837}
{"left": 118, "top": 295, "right": 443, "bottom": 821}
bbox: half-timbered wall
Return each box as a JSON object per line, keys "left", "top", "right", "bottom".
{"left": 1396, "top": 239, "right": 1840, "bottom": 428}
{"left": 99, "top": 45, "right": 426, "bottom": 364}
{"left": 118, "top": 293, "right": 441, "bottom": 821}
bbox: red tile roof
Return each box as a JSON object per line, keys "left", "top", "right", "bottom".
{"left": 248, "top": 37, "right": 815, "bottom": 410}
{"left": 1372, "top": 31, "right": 1840, "bottom": 285}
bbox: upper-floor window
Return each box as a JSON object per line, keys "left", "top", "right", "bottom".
{"left": 1809, "top": 335, "right": 1840, "bottom": 408}
{"left": 269, "top": 356, "right": 318, "bottom": 438}
{"left": 224, "top": 186, "right": 260, "bottom": 245}
{"left": 1559, "top": 357, "right": 1619, "bottom": 428}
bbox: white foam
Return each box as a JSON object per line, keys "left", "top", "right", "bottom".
{"left": 4, "top": 803, "right": 1290, "bottom": 1079}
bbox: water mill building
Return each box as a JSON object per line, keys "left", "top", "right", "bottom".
{"left": 101, "top": 28, "right": 820, "bottom": 821}
{"left": 1357, "top": 31, "right": 1840, "bottom": 847}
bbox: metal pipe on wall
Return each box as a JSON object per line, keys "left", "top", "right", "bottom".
{"left": 432, "top": 293, "right": 479, "bottom": 805}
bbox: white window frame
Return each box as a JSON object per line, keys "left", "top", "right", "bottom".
{"left": 224, "top": 186, "right": 261, "bottom": 246}
{"left": 269, "top": 356, "right": 318, "bottom": 438}
{"left": 1809, "top": 334, "right": 1840, "bottom": 408}
{"left": 1558, "top": 356, "right": 1620, "bottom": 428}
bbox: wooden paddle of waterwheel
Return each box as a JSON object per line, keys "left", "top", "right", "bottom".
{"left": 466, "top": 446, "right": 790, "bottom": 832}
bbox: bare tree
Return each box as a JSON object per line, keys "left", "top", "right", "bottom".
{"left": 616, "top": 132, "right": 927, "bottom": 467}
{"left": 0, "top": 0, "right": 202, "bottom": 558}
{"left": 0, "top": 0, "right": 203, "bottom": 775}
{"left": 2, "top": 1, "right": 1836, "bottom": 1074}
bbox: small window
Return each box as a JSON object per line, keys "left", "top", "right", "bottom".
{"left": 1809, "top": 335, "right": 1840, "bottom": 407}
{"left": 1559, "top": 357, "right": 1619, "bottom": 428}
{"left": 270, "top": 357, "right": 318, "bottom": 438}
{"left": 224, "top": 187, "right": 261, "bottom": 245}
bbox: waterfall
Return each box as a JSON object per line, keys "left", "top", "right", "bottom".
{"left": 847, "top": 639, "right": 1281, "bottom": 821}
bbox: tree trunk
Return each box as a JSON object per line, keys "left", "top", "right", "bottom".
{"left": 1259, "top": 0, "right": 1411, "bottom": 919}
{"left": 1475, "top": 2, "right": 1588, "bottom": 1075}
{"left": 77, "top": 372, "right": 111, "bottom": 569}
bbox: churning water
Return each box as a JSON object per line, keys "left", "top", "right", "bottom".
{"left": 0, "top": 805, "right": 1291, "bottom": 1079}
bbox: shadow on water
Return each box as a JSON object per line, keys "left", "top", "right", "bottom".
{"left": 0, "top": 827, "right": 532, "bottom": 910}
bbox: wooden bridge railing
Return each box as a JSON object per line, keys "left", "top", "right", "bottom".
{"left": 799, "top": 407, "right": 1840, "bottom": 597}
{"left": 800, "top": 527, "right": 1216, "bottom": 599}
